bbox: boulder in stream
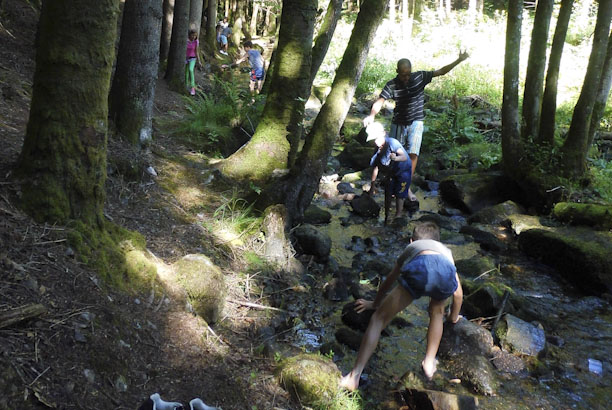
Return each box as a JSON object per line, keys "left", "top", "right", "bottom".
{"left": 461, "top": 279, "right": 515, "bottom": 318}
{"left": 336, "top": 139, "right": 373, "bottom": 170}
{"left": 446, "top": 354, "right": 499, "bottom": 396}
{"left": 292, "top": 224, "right": 332, "bottom": 262}
{"left": 303, "top": 205, "right": 332, "bottom": 225}
{"left": 350, "top": 193, "right": 380, "bottom": 217}
{"left": 438, "top": 317, "right": 494, "bottom": 358}
{"left": 552, "top": 202, "right": 612, "bottom": 230}
{"left": 459, "top": 224, "right": 508, "bottom": 252}
{"left": 439, "top": 171, "right": 519, "bottom": 214}
{"left": 397, "top": 387, "right": 479, "bottom": 410}
{"left": 341, "top": 301, "right": 374, "bottom": 332}
{"left": 495, "top": 314, "right": 546, "bottom": 357}
{"left": 468, "top": 200, "right": 525, "bottom": 225}
{"left": 455, "top": 255, "right": 497, "bottom": 278}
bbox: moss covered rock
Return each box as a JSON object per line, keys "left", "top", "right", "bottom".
{"left": 455, "top": 255, "right": 497, "bottom": 278}
{"left": 292, "top": 224, "right": 332, "bottom": 261}
{"left": 303, "top": 205, "right": 332, "bottom": 225}
{"left": 505, "top": 214, "right": 551, "bottom": 235}
{"left": 341, "top": 170, "right": 367, "bottom": 183}
{"left": 553, "top": 202, "right": 612, "bottom": 230}
{"left": 518, "top": 227, "right": 612, "bottom": 295}
{"left": 336, "top": 139, "right": 373, "bottom": 171}
{"left": 173, "top": 254, "right": 226, "bottom": 324}
{"left": 468, "top": 200, "right": 524, "bottom": 225}
{"left": 275, "top": 353, "right": 349, "bottom": 408}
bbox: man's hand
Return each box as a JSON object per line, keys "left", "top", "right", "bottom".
{"left": 354, "top": 299, "right": 375, "bottom": 313}
{"left": 363, "top": 115, "right": 375, "bottom": 127}
{"left": 458, "top": 49, "right": 469, "bottom": 62}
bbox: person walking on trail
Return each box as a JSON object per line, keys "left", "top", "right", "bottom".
{"left": 339, "top": 222, "right": 464, "bottom": 391}
{"left": 185, "top": 29, "right": 202, "bottom": 96}
{"left": 363, "top": 51, "right": 469, "bottom": 202}
{"left": 366, "top": 122, "right": 412, "bottom": 225}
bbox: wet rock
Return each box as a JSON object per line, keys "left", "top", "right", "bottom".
{"left": 335, "top": 326, "right": 363, "bottom": 350}
{"left": 404, "top": 199, "right": 420, "bottom": 214}
{"left": 326, "top": 156, "right": 341, "bottom": 173}
{"left": 552, "top": 202, "right": 612, "bottom": 230}
{"left": 293, "top": 224, "right": 332, "bottom": 262}
{"left": 491, "top": 349, "right": 526, "bottom": 374}
{"left": 363, "top": 259, "right": 394, "bottom": 276}
{"left": 390, "top": 316, "right": 412, "bottom": 329}
{"left": 337, "top": 182, "right": 356, "bottom": 194}
{"left": 468, "top": 200, "right": 524, "bottom": 225}
{"left": 495, "top": 314, "right": 546, "bottom": 357}
{"left": 455, "top": 255, "right": 497, "bottom": 278}
{"left": 303, "top": 205, "right": 332, "bottom": 225}
{"left": 461, "top": 279, "right": 514, "bottom": 318}
{"left": 347, "top": 236, "right": 367, "bottom": 252}
{"left": 364, "top": 236, "right": 381, "bottom": 248}
{"left": 319, "top": 341, "right": 345, "bottom": 361}
{"left": 546, "top": 335, "right": 565, "bottom": 347}
{"left": 83, "top": 369, "right": 96, "bottom": 384}
{"left": 518, "top": 227, "right": 612, "bottom": 296}
{"left": 439, "top": 206, "right": 464, "bottom": 217}
{"left": 318, "top": 180, "right": 338, "bottom": 199}
{"left": 275, "top": 353, "right": 345, "bottom": 408}
{"left": 174, "top": 254, "right": 227, "bottom": 324}
{"left": 341, "top": 170, "right": 368, "bottom": 183}
{"left": 439, "top": 317, "right": 494, "bottom": 358}
{"left": 459, "top": 224, "right": 508, "bottom": 252}
{"left": 505, "top": 214, "right": 549, "bottom": 235}
{"left": 341, "top": 301, "right": 373, "bottom": 332}
{"left": 439, "top": 171, "right": 519, "bottom": 214}
{"left": 417, "top": 213, "right": 465, "bottom": 232}
{"left": 446, "top": 354, "right": 498, "bottom": 396}
{"left": 323, "top": 278, "right": 349, "bottom": 302}
{"left": 398, "top": 387, "right": 479, "bottom": 410}
{"left": 337, "top": 140, "right": 373, "bottom": 170}
{"left": 350, "top": 193, "right": 380, "bottom": 218}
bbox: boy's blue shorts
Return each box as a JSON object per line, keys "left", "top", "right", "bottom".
{"left": 384, "top": 170, "right": 412, "bottom": 199}
{"left": 220, "top": 34, "right": 228, "bottom": 45}
{"left": 250, "top": 68, "right": 264, "bottom": 81}
{"left": 398, "top": 254, "right": 457, "bottom": 301}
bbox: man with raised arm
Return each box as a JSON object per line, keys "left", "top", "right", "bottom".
{"left": 363, "top": 51, "right": 469, "bottom": 201}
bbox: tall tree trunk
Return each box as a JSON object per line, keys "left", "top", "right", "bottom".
{"left": 189, "top": 0, "right": 204, "bottom": 36}
{"left": 205, "top": 0, "right": 218, "bottom": 52}
{"left": 200, "top": 0, "right": 209, "bottom": 37}
{"left": 309, "top": 0, "right": 343, "bottom": 86}
{"left": 414, "top": 0, "right": 422, "bottom": 23}
{"left": 219, "top": 0, "right": 317, "bottom": 183}
{"left": 110, "top": 0, "right": 162, "bottom": 146}
{"left": 231, "top": 5, "right": 246, "bottom": 46}
{"left": 445, "top": 0, "right": 451, "bottom": 17}
{"left": 225, "top": 0, "right": 229, "bottom": 20}
{"left": 521, "top": 0, "right": 554, "bottom": 141}
{"left": 263, "top": 6, "right": 271, "bottom": 35}
{"left": 402, "top": 0, "right": 411, "bottom": 43}
{"left": 390, "top": 0, "right": 396, "bottom": 21}
{"left": 588, "top": 30, "right": 612, "bottom": 148}
{"left": 17, "top": 0, "right": 119, "bottom": 224}
{"left": 562, "top": 0, "right": 612, "bottom": 177}
{"left": 277, "top": 0, "right": 389, "bottom": 223}
{"left": 501, "top": 0, "right": 523, "bottom": 175}
{"left": 160, "top": 0, "right": 175, "bottom": 65}
{"left": 165, "top": 0, "right": 190, "bottom": 92}
{"left": 250, "top": 0, "right": 259, "bottom": 36}
{"left": 539, "top": 0, "right": 574, "bottom": 145}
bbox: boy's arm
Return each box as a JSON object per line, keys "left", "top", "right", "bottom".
{"left": 363, "top": 97, "right": 386, "bottom": 127}
{"left": 390, "top": 147, "right": 408, "bottom": 162}
{"left": 369, "top": 166, "right": 379, "bottom": 194}
{"left": 433, "top": 50, "right": 469, "bottom": 77}
{"left": 448, "top": 272, "right": 463, "bottom": 323}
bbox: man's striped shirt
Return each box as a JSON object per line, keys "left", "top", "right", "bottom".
{"left": 380, "top": 71, "right": 434, "bottom": 125}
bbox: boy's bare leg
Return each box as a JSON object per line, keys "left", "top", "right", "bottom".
{"left": 448, "top": 273, "right": 463, "bottom": 323}
{"left": 408, "top": 153, "right": 418, "bottom": 201}
{"left": 339, "top": 286, "right": 413, "bottom": 391}
{"left": 422, "top": 298, "right": 446, "bottom": 379}
{"left": 384, "top": 188, "right": 392, "bottom": 225}
{"left": 395, "top": 197, "right": 404, "bottom": 219}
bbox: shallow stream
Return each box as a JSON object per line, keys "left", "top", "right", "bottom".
{"left": 283, "top": 185, "right": 612, "bottom": 409}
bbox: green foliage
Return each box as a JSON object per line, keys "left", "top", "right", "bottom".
{"left": 355, "top": 57, "right": 396, "bottom": 97}
{"left": 589, "top": 159, "right": 612, "bottom": 203}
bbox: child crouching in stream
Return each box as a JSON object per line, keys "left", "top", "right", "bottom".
{"left": 339, "top": 222, "right": 463, "bottom": 390}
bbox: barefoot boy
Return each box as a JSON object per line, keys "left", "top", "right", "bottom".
{"left": 339, "top": 222, "right": 463, "bottom": 390}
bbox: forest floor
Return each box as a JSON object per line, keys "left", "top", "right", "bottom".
{"left": 1, "top": 3, "right": 296, "bottom": 409}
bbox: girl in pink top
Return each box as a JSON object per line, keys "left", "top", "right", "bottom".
{"left": 186, "top": 29, "right": 202, "bottom": 95}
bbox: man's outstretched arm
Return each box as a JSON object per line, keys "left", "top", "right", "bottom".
{"left": 433, "top": 50, "right": 469, "bottom": 77}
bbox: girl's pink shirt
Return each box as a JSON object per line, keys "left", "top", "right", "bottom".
{"left": 186, "top": 39, "right": 198, "bottom": 58}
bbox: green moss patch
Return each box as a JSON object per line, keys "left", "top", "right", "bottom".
{"left": 553, "top": 202, "right": 612, "bottom": 229}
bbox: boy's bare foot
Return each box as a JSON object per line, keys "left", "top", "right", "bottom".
{"left": 448, "top": 314, "right": 463, "bottom": 324}
{"left": 422, "top": 359, "right": 438, "bottom": 380}
{"left": 408, "top": 188, "right": 417, "bottom": 202}
{"left": 339, "top": 372, "right": 360, "bottom": 391}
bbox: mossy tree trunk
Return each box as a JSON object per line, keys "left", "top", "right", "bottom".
{"left": 538, "top": 0, "right": 574, "bottom": 145}
{"left": 561, "top": 0, "right": 612, "bottom": 177}
{"left": 160, "top": 0, "right": 175, "bottom": 65}
{"left": 249, "top": 0, "right": 259, "bottom": 37}
{"left": 110, "top": 0, "right": 162, "bottom": 146}
{"left": 189, "top": 0, "right": 204, "bottom": 36}
{"left": 16, "top": 0, "right": 119, "bottom": 225}
{"left": 220, "top": 0, "right": 317, "bottom": 183}
{"left": 587, "top": 30, "right": 612, "bottom": 148}
{"left": 309, "top": 0, "right": 342, "bottom": 87}
{"left": 501, "top": 0, "right": 523, "bottom": 176}
{"left": 165, "top": 0, "right": 190, "bottom": 92}
{"left": 205, "top": 0, "right": 218, "bottom": 52}
{"left": 521, "top": 0, "right": 553, "bottom": 141}
{"left": 263, "top": 0, "right": 388, "bottom": 223}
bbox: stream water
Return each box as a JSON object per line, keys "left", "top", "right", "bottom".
{"left": 281, "top": 185, "right": 612, "bottom": 409}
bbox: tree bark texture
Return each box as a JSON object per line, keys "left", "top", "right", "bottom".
{"left": 205, "top": 0, "right": 218, "bottom": 52}
{"left": 250, "top": 1, "right": 259, "bottom": 37}
{"left": 390, "top": 0, "right": 396, "bottom": 21}
{"left": 587, "top": 30, "right": 612, "bottom": 148}
{"left": 110, "top": 0, "right": 162, "bottom": 146}
{"left": 521, "top": 0, "right": 554, "bottom": 141}
{"left": 539, "top": 0, "right": 574, "bottom": 145}
{"left": 189, "top": 0, "right": 204, "bottom": 36}
{"left": 562, "top": 0, "right": 612, "bottom": 177}
{"left": 501, "top": 0, "right": 523, "bottom": 175}
{"left": 165, "top": 0, "right": 190, "bottom": 92}
{"left": 273, "top": 0, "right": 388, "bottom": 223}
{"left": 309, "top": 0, "right": 343, "bottom": 86}
{"left": 160, "top": 0, "right": 175, "bottom": 64}
{"left": 17, "top": 0, "right": 119, "bottom": 224}
{"left": 220, "top": 0, "right": 317, "bottom": 183}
